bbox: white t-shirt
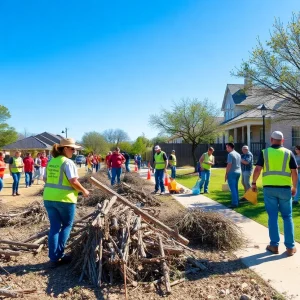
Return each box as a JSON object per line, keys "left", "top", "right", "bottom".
{"left": 44, "top": 158, "right": 78, "bottom": 181}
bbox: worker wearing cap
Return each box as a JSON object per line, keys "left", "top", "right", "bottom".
{"left": 240, "top": 145, "right": 253, "bottom": 193}
{"left": 252, "top": 131, "right": 298, "bottom": 256}
{"left": 168, "top": 150, "right": 177, "bottom": 178}
{"left": 152, "top": 145, "right": 168, "bottom": 195}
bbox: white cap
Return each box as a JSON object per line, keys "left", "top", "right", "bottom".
{"left": 271, "top": 131, "right": 284, "bottom": 140}
{"left": 154, "top": 145, "right": 161, "bottom": 151}
{"left": 242, "top": 145, "right": 249, "bottom": 149}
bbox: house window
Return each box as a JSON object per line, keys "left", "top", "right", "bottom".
{"left": 292, "top": 127, "right": 300, "bottom": 146}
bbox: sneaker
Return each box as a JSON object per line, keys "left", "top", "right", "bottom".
{"left": 60, "top": 254, "right": 73, "bottom": 263}
{"left": 160, "top": 191, "right": 166, "bottom": 195}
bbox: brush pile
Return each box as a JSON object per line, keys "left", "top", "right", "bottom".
{"left": 69, "top": 177, "right": 204, "bottom": 296}
{"left": 0, "top": 201, "right": 47, "bottom": 228}
{"left": 166, "top": 209, "right": 245, "bottom": 251}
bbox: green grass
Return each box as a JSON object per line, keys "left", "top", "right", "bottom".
{"left": 174, "top": 168, "right": 300, "bottom": 242}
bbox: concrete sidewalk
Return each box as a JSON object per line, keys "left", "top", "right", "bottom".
{"left": 139, "top": 169, "right": 300, "bottom": 300}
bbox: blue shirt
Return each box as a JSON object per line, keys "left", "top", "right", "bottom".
{"left": 241, "top": 152, "right": 253, "bottom": 172}
{"left": 227, "top": 150, "right": 241, "bottom": 173}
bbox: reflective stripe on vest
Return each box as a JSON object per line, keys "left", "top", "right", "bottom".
{"left": 262, "top": 147, "right": 292, "bottom": 186}
{"left": 154, "top": 151, "right": 166, "bottom": 169}
{"left": 11, "top": 157, "right": 22, "bottom": 173}
{"left": 170, "top": 154, "right": 177, "bottom": 166}
{"left": 43, "top": 156, "right": 78, "bottom": 203}
{"left": 202, "top": 152, "right": 213, "bottom": 170}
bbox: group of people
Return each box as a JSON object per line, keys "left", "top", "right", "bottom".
{"left": 86, "top": 153, "right": 102, "bottom": 173}
{"left": 0, "top": 150, "right": 49, "bottom": 197}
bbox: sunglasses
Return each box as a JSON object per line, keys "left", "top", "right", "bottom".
{"left": 66, "top": 147, "right": 75, "bottom": 151}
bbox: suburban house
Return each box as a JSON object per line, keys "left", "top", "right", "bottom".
{"left": 220, "top": 82, "right": 300, "bottom": 155}
{"left": 1, "top": 132, "right": 82, "bottom": 156}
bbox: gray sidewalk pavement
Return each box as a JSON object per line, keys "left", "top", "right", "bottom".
{"left": 139, "top": 168, "right": 300, "bottom": 300}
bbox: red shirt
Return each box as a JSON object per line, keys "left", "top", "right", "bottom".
{"left": 109, "top": 153, "right": 125, "bottom": 168}
{"left": 0, "top": 159, "right": 5, "bottom": 177}
{"left": 105, "top": 154, "right": 112, "bottom": 167}
{"left": 23, "top": 156, "right": 34, "bottom": 172}
{"left": 40, "top": 156, "right": 48, "bottom": 167}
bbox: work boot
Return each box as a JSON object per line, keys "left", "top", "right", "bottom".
{"left": 266, "top": 245, "right": 279, "bottom": 254}
{"left": 286, "top": 247, "right": 297, "bottom": 256}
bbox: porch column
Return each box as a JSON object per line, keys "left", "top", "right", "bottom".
{"left": 224, "top": 130, "right": 229, "bottom": 143}
{"left": 234, "top": 128, "right": 237, "bottom": 143}
{"left": 242, "top": 126, "right": 245, "bottom": 144}
{"left": 247, "top": 124, "right": 251, "bottom": 147}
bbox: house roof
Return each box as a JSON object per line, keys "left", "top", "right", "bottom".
{"left": 2, "top": 136, "right": 52, "bottom": 150}
{"left": 227, "top": 84, "right": 246, "bottom": 104}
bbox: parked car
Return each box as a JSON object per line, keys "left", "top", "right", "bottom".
{"left": 75, "top": 155, "right": 86, "bottom": 165}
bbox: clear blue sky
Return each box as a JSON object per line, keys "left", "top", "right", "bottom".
{"left": 0, "top": 0, "right": 298, "bottom": 142}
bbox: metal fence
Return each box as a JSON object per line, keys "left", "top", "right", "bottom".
{"left": 145, "top": 142, "right": 265, "bottom": 168}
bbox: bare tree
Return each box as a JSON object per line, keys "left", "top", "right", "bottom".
{"left": 149, "top": 98, "right": 220, "bottom": 171}
{"left": 233, "top": 13, "right": 300, "bottom": 119}
{"left": 81, "top": 131, "right": 109, "bottom": 154}
{"left": 102, "top": 129, "right": 130, "bottom": 146}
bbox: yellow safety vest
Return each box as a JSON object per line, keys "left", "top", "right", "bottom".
{"left": 43, "top": 156, "right": 78, "bottom": 203}
{"left": 262, "top": 147, "right": 292, "bottom": 186}
{"left": 154, "top": 151, "right": 166, "bottom": 170}
{"left": 170, "top": 154, "right": 177, "bottom": 166}
{"left": 202, "top": 152, "right": 214, "bottom": 170}
{"left": 11, "top": 157, "right": 23, "bottom": 173}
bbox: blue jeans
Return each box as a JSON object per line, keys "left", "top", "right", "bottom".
{"left": 199, "top": 169, "right": 211, "bottom": 193}
{"left": 227, "top": 172, "right": 241, "bottom": 206}
{"left": 241, "top": 171, "right": 251, "bottom": 191}
{"left": 32, "top": 168, "right": 41, "bottom": 182}
{"left": 171, "top": 166, "right": 176, "bottom": 179}
{"left": 12, "top": 172, "right": 21, "bottom": 194}
{"left": 107, "top": 168, "right": 112, "bottom": 180}
{"left": 263, "top": 187, "right": 294, "bottom": 249}
{"left": 293, "top": 177, "right": 300, "bottom": 202}
{"left": 137, "top": 161, "right": 141, "bottom": 170}
{"left": 44, "top": 200, "right": 76, "bottom": 262}
{"left": 111, "top": 167, "right": 122, "bottom": 185}
{"left": 25, "top": 172, "right": 33, "bottom": 187}
{"left": 0, "top": 177, "right": 3, "bottom": 191}
{"left": 125, "top": 161, "right": 130, "bottom": 172}
{"left": 155, "top": 169, "right": 165, "bottom": 192}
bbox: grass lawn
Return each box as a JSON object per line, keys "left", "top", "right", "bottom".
{"left": 174, "top": 167, "right": 300, "bottom": 242}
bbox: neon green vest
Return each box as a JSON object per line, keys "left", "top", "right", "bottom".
{"left": 202, "top": 152, "right": 213, "bottom": 170}
{"left": 154, "top": 151, "right": 166, "bottom": 170}
{"left": 11, "top": 157, "right": 23, "bottom": 173}
{"left": 262, "top": 147, "right": 292, "bottom": 186}
{"left": 170, "top": 154, "right": 177, "bottom": 166}
{"left": 43, "top": 156, "right": 78, "bottom": 203}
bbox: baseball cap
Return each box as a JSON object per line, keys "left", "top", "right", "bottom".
{"left": 172, "top": 149, "right": 175, "bottom": 152}
{"left": 154, "top": 145, "right": 161, "bottom": 151}
{"left": 271, "top": 131, "right": 284, "bottom": 140}
{"left": 242, "top": 145, "right": 249, "bottom": 149}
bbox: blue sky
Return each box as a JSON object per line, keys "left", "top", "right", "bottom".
{"left": 0, "top": 0, "right": 298, "bottom": 142}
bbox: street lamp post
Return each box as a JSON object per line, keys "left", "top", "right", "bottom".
{"left": 260, "top": 104, "right": 267, "bottom": 149}
{"left": 62, "top": 128, "right": 68, "bottom": 138}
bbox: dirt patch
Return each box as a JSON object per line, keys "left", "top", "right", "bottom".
{"left": 0, "top": 168, "right": 285, "bottom": 300}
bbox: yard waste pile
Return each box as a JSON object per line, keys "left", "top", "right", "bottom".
{"left": 0, "top": 200, "right": 47, "bottom": 228}
{"left": 69, "top": 177, "right": 205, "bottom": 296}
{"left": 165, "top": 209, "right": 245, "bottom": 251}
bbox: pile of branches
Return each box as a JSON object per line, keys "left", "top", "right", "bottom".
{"left": 167, "top": 209, "right": 245, "bottom": 251}
{"left": 0, "top": 201, "right": 47, "bottom": 228}
{"left": 78, "top": 170, "right": 160, "bottom": 207}
{"left": 69, "top": 177, "right": 204, "bottom": 296}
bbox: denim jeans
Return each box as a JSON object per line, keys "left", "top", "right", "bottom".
{"left": 137, "top": 161, "right": 141, "bottom": 170}
{"left": 12, "top": 172, "right": 21, "bottom": 194}
{"left": 125, "top": 161, "right": 130, "bottom": 172}
{"left": 199, "top": 169, "right": 211, "bottom": 193}
{"left": 25, "top": 172, "right": 33, "bottom": 187}
{"left": 227, "top": 172, "right": 241, "bottom": 206}
{"left": 0, "top": 177, "right": 3, "bottom": 192}
{"left": 155, "top": 169, "right": 165, "bottom": 192}
{"left": 111, "top": 167, "right": 122, "bottom": 185}
{"left": 263, "top": 187, "right": 294, "bottom": 249}
{"left": 241, "top": 171, "right": 251, "bottom": 191}
{"left": 107, "top": 168, "right": 112, "bottom": 179}
{"left": 171, "top": 166, "right": 176, "bottom": 179}
{"left": 293, "top": 177, "right": 300, "bottom": 202}
{"left": 32, "top": 168, "right": 41, "bottom": 182}
{"left": 44, "top": 200, "right": 76, "bottom": 262}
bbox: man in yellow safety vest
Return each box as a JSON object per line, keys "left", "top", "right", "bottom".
{"left": 252, "top": 131, "right": 298, "bottom": 256}
{"left": 199, "top": 147, "right": 215, "bottom": 194}
{"left": 168, "top": 150, "right": 177, "bottom": 178}
{"left": 152, "top": 145, "right": 168, "bottom": 195}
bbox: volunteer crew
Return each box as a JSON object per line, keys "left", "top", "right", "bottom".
{"left": 252, "top": 131, "right": 298, "bottom": 256}
{"left": 43, "top": 138, "right": 89, "bottom": 266}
